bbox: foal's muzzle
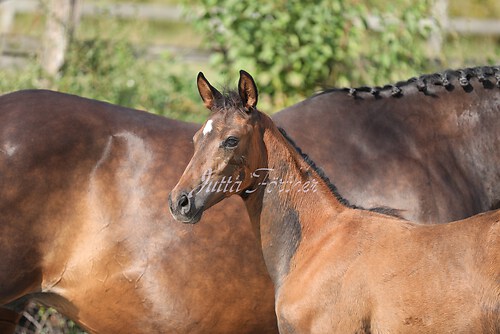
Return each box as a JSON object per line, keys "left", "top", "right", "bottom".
{"left": 168, "top": 191, "right": 203, "bottom": 224}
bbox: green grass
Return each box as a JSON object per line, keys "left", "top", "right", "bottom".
{"left": 12, "top": 12, "right": 45, "bottom": 37}
{"left": 99, "top": 0, "right": 179, "bottom": 4}
{"left": 75, "top": 16, "right": 200, "bottom": 47}
{"left": 14, "top": 11, "right": 200, "bottom": 48}
{"left": 449, "top": 0, "right": 500, "bottom": 18}
{"left": 442, "top": 35, "right": 500, "bottom": 68}
{"left": 363, "top": 0, "right": 500, "bottom": 18}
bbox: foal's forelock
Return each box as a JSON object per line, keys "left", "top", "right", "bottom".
{"left": 210, "top": 90, "right": 250, "bottom": 115}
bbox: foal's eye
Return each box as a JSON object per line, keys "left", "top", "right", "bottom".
{"left": 223, "top": 136, "right": 239, "bottom": 148}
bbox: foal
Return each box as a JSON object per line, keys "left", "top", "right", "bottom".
{"left": 170, "top": 71, "right": 500, "bottom": 333}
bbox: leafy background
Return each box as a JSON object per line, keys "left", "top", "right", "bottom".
{"left": 1, "top": 0, "right": 499, "bottom": 120}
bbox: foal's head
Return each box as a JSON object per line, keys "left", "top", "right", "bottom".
{"left": 169, "top": 71, "right": 267, "bottom": 224}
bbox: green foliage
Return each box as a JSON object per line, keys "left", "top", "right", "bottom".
{"left": 449, "top": 0, "right": 500, "bottom": 19}
{"left": 193, "top": 0, "right": 433, "bottom": 107}
{"left": 0, "top": 61, "right": 40, "bottom": 93}
{"left": 58, "top": 37, "right": 205, "bottom": 121}
{"left": 338, "top": 1, "right": 433, "bottom": 86}
{"left": 56, "top": 38, "right": 206, "bottom": 122}
{"left": 1, "top": 20, "right": 206, "bottom": 123}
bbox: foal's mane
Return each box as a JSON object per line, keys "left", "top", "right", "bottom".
{"left": 210, "top": 86, "right": 401, "bottom": 217}
{"left": 317, "top": 65, "right": 500, "bottom": 99}
{"left": 278, "top": 127, "right": 402, "bottom": 218}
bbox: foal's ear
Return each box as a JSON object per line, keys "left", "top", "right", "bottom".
{"left": 197, "top": 72, "right": 222, "bottom": 110}
{"left": 238, "top": 70, "right": 258, "bottom": 111}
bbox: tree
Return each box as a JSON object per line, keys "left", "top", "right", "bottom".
{"left": 41, "top": 0, "right": 81, "bottom": 75}
{"left": 194, "top": 0, "right": 433, "bottom": 107}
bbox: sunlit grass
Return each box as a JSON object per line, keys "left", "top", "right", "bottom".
{"left": 449, "top": 0, "right": 500, "bottom": 18}
{"left": 13, "top": 11, "right": 200, "bottom": 48}
{"left": 99, "top": 0, "right": 179, "bottom": 4}
{"left": 442, "top": 34, "right": 500, "bottom": 68}
{"left": 363, "top": 0, "right": 500, "bottom": 18}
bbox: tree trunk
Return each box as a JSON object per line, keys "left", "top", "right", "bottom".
{"left": 0, "top": 1, "right": 15, "bottom": 35}
{"left": 40, "top": 0, "right": 81, "bottom": 75}
{"left": 428, "top": 0, "right": 448, "bottom": 59}
{"left": 0, "top": 1, "right": 15, "bottom": 54}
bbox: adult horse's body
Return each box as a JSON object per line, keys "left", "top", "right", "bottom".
{"left": 0, "top": 90, "right": 277, "bottom": 333}
{"left": 170, "top": 71, "right": 500, "bottom": 333}
{"left": 274, "top": 66, "right": 500, "bottom": 223}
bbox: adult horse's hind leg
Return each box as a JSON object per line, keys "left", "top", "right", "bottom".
{"left": 0, "top": 307, "right": 22, "bottom": 333}
{"left": 0, "top": 296, "right": 31, "bottom": 333}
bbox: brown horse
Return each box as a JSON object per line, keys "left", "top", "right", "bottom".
{"left": 2, "top": 65, "right": 500, "bottom": 333}
{"left": 274, "top": 66, "right": 500, "bottom": 224}
{"left": 0, "top": 90, "right": 277, "bottom": 333}
{"left": 170, "top": 71, "right": 500, "bottom": 333}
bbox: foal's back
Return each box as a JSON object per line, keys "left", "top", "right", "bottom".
{"left": 282, "top": 209, "right": 499, "bottom": 333}
{"left": 364, "top": 211, "right": 499, "bottom": 333}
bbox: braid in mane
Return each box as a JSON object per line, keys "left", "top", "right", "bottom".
{"left": 317, "top": 65, "right": 500, "bottom": 99}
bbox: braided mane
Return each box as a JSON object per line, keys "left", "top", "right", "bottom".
{"left": 318, "top": 65, "right": 500, "bottom": 99}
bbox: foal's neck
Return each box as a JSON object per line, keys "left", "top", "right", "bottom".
{"left": 244, "top": 115, "right": 345, "bottom": 287}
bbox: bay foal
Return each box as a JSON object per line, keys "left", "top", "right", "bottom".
{"left": 170, "top": 71, "right": 500, "bottom": 333}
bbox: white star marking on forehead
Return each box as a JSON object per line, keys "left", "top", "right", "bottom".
{"left": 203, "top": 119, "right": 213, "bottom": 136}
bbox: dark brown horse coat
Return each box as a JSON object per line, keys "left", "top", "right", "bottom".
{"left": 0, "top": 90, "right": 277, "bottom": 333}
{"left": 274, "top": 66, "right": 500, "bottom": 223}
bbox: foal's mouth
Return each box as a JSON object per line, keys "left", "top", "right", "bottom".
{"left": 177, "top": 206, "right": 204, "bottom": 225}
{"left": 168, "top": 193, "right": 205, "bottom": 224}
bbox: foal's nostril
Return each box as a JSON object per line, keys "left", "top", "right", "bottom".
{"left": 178, "top": 194, "right": 189, "bottom": 208}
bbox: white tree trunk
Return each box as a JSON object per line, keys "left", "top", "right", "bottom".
{"left": 0, "top": 1, "right": 15, "bottom": 54}
{"left": 0, "top": 1, "right": 15, "bottom": 35}
{"left": 428, "top": 0, "right": 448, "bottom": 58}
{"left": 40, "top": 0, "right": 81, "bottom": 75}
